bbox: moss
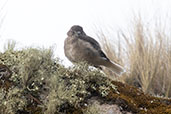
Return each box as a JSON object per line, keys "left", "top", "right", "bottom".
{"left": 106, "top": 81, "right": 171, "bottom": 114}
{"left": 0, "top": 46, "right": 171, "bottom": 114}
{"left": 0, "top": 47, "right": 60, "bottom": 114}
{"left": 44, "top": 62, "right": 117, "bottom": 113}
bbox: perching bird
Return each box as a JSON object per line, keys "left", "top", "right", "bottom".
{"left": 64, "top": 25, "right": 125, "bottom": 75}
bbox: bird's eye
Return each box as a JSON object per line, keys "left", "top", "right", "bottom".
{"left": 77, "top": 31, "right": 81, "bottom": 34}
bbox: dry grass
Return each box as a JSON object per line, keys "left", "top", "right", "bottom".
{"left": 98, "top": 17, "right": 171, "bottom": 98}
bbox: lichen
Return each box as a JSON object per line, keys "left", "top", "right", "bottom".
{"left": 0, "top": 46, "right": 170, "bottom": 114}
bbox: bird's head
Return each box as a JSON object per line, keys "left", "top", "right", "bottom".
{"left": 67, "top": 25, "right": 86, "bottom": 37}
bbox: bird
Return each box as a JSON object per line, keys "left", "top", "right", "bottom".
{"left": 64, "top": 25, "right": 125, "bottom": 75}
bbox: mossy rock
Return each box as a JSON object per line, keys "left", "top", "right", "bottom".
{"left": 0, "top": 47, "right": 170, "bottom": 114}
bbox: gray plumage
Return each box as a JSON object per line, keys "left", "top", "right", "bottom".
{"left": 64, "top": 25, "right": 125, "bottom": 75}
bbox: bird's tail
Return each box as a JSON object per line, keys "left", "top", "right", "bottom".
{"left": 106, "top": 61, "right": 125, "bottom": 76}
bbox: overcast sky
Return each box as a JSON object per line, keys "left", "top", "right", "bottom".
{"left": 0, "top": 0, "right": 171, "bottom": 65}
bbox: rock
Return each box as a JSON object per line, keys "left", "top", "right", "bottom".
{"left": 0, "top": 64, "right": 12, "bottom": 80}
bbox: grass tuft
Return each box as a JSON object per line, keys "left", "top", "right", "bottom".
{"left": 98, "top": 17, "right": 171, "bottom": 98}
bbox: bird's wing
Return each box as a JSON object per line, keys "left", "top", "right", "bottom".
{"left": 80, "top": 35, "right": 101, "bottom": 50}
{"left": 99, "top": 50, "right": 110, "bottom": 61}
{"left": 80, "top": 35, "right": 109, "bottom": 61}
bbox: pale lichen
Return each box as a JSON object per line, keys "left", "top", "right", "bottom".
{"left": 0, "top": 43, "right": 170, "bottom": 114}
